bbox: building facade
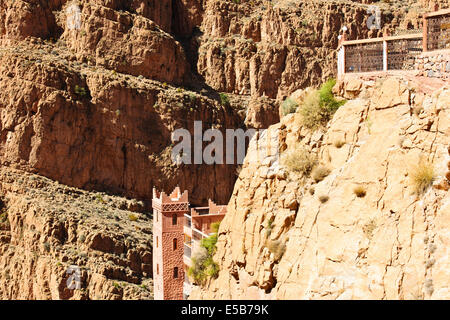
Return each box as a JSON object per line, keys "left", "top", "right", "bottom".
{"left": 152, "top": 187, "right": 227, "bottom": 300}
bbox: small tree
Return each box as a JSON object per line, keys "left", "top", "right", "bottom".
{"left": 188, "top": 222, "right": 221, "bottom": 285}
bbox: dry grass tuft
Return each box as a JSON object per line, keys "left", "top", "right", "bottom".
{"left": 128, "top": 214, "right": 139, "bottom": 222}
{"left": 334, "top": 140, "right": 345, "bottom": 148}
{"left": 318, "top": 195, "right": 329, "bottom": 203}
{"left": 281, "top": 145, "right": 317, "bottom": 177}
{"left": 363, "top": 219, "right": 377, "bottom": 240}
{"left": 353, "top": 185, "right": 366, "bottom": 197}
{"left": 311, "top": 165, "right": 330, "bottom": 183}
{"left": 410, "top": 160, "right": 435, "bottom": 194}
{"left": 266, "top": 239, "right": 286, "bottom": 261}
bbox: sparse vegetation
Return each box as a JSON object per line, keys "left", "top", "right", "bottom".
{"left": 281, "top": 145, "right": 317, "bottom": 176}
{"left": 353, "top": 185, "right": 367, "bottom": 198}
{"left": 297, "top": 79, "right": 346, "bottom": 129}
{"left": 334, "top": 140, "right": 345, "bottom": 148}
{"left": 318, "top": 195, "right": 329, "bottom": 203}
{"left": 95, "top": 195, "right": 106, "bottom": 204}
{"left": 188, "top": 93, "right": 197, "bottom": 103}
{"left": 410, "top": 159, "right": 435, "bottom": 194}
{"left": 365, "top": 116, "right": 373, "bottom": 134}
{"left": 412, "top": 105, "right": 423, "bottom": 116}
{"left": 363, "top": 219, "right": 377, "bottom": 240}
{"left": 266, "top": 218, "right": 274, "bottom": 236}
{"left": 128, "top": 214, "right": 139, "bottom": 222}
{"left": 281, "top": 97, "right": 298, "bottom": 116}
{"left": 43, "top": 242, "right": 50, "bottom": 252}
{"left": 266, "top": 239, "right": 286, "bottom": 261}
{"left": 74, "top": 85, "right": 88, "bottom": 98}
{"left": 188, "top": 222, "right": 220, "bottom": 285}
{"left": 311, "top": 165, "right": 330, "bottom": 183}
{"left": 219, "top": 93, "right": 230, "bottom": 106}
{"left": 0, "top": 209, "right": 7, "bottom": 224}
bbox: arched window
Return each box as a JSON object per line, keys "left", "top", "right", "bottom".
{"left": 172, "top": 214, "right": 177, "bottom": 225}
{"left": 173, "top": 267, "right": 178, "bottom": 279}
{"left": 173, "top": 238, "right": 177, "bottom": 250}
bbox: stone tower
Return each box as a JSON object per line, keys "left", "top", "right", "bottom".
{"left": 152, "top": 187, "right": 189, "bottom": 300}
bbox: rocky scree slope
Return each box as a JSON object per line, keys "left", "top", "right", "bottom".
{"left": 190, "top": 77, "right": 450, "bottom": 299}
{"left": 0, "top": 167, "right": 153, "bottom": 300}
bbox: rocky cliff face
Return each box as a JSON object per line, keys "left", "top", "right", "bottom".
{"left": 0, "top": 167, "right": 153, "bottom": 299}
{"left": 0, "top": 0, "right": 441, "bottom": 204}
{"left": 190, "top": 77, "right": 450, "bottom": 299}
{"left": 0, "top": 0, "right": 448, "bottom": 300}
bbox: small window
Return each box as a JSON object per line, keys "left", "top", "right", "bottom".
{"left": 155, "top": 210, "right": 158, "bottom": 222}
{"left": 157, "top": 264, "right": 159, "bottom": 275}
{"left": 156, "top": 236, "right": 159, "bottom": 248}
{"left": 172, "top": 214, "right": 177, "bottom": 225}
{"left": 173, "top": 267, "right": 178, "bottom": 279}
{"left": 173, "top": 238, "right": 177, "bottom": 250}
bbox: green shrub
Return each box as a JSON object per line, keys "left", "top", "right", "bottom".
{"left": 318, "top": 79, "right": 344, "bottom": 114}
{"left": 74, "top": 85, "right": 88, "bottom": 97}
{"left": 188, "top": 222, "right": 221, "bottom": 285}
{"left": 128, "top": 214, "right": 139, "bottom": 222}
{"left": 0, "top": 209, "right": 7, "bottom": 224}
{"left": 219, "top": 93, "right": 230, "bottom": 106}
{"left": 410, "top": 160, "right": 435, "bottom": 194}
{"left": 298, "top": 79, "right": 346, "bottom": 129}
{"left": 281, "top": 97, "right": 298, "bottom": 116}
{"left": 281, "top": 145, "right": 317, "bottom": 176}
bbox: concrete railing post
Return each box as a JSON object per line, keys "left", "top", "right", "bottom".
{"left": 423, "top": 15, "right": 428, "bottom": 52}
{"left": 337, "top": 45, "right": 345, "bottom": 79}
{"left": 383, "top": 40, "right": 388, "bottom": 71}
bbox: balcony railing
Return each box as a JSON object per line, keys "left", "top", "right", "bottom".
{"left": 184, "top": 214, "right": 191, "bottom": 228}
{"left": 184, "top": 243, "right": 191, "bottom": 258}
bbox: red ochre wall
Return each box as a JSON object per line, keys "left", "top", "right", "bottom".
{"left": 153, "top": 208, "right": 186, "bottom": 300}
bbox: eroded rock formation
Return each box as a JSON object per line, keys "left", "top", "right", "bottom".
{"left": 0, "top": 167, "right": 153, "bottom": 299}
{"left": 190, "top": 77, "right": 450, "bottom": 299}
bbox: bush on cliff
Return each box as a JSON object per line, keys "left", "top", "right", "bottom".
{"left": 188, "top": 222, "right": 220, "bottom": 285}
{"left": 298, "top": 79, "right": 346, "bottom": 129}
{"left": 281, "top": 144, "right": 317, "bottom": 176}
{"left": 281, "top": 97, "right": 299, "bottom": 116}
{"left": 410, "top": 159, "right": 435, "bottom": 194}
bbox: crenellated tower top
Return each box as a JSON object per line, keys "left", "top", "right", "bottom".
{"left": 152, "top": 187, "right": 189, "bottom": 212}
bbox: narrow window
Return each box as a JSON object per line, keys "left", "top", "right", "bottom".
{"left": 157, "top": 264, "right": 159, "bottom": 275}
{"left": 173, "top": 238, "right": 177, "bottom": 250}
{"left": 156, "top": 236, "right": 159, "bottom": 248}
{"left": 172, "top": 214, "right": 177, "bottom": 225}
{"left": 173, "top": 267, "right": 178, "bottom": 279}
{"left": 155, "top": 210, "right": 158, "bottom": 222}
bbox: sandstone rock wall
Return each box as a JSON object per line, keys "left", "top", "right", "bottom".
{"left": 0, "top": 40, "right": 241, "bottom": 205}
{"left": 0, "top": 167, "right": 153, "bottom": 299}
{"left": 190, "top": 77, "right": 450, "bottom": 299}
{"left": 415, "top": 51, "right": 450, "bottom": 80}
